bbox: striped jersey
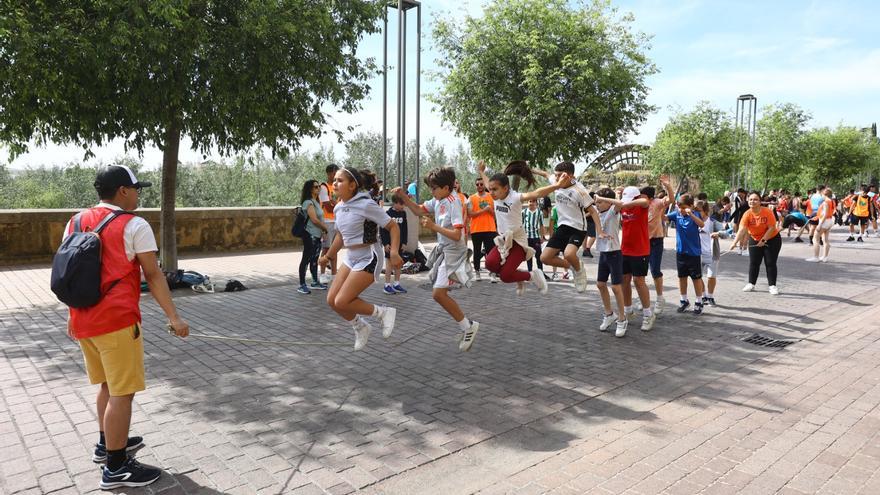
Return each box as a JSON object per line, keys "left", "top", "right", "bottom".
{"left": 522, "top": 207, "right": 543, "bottom": 239}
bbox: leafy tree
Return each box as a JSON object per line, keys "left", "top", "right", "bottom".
{"left": 431, "top": 0, "right": 656, "bottom": 167}
{"left": 0, "top": 1, "right": 382, "bottom": 269}
{"left": 345, "top": 132, "right": 391, "bottom": 172}
{"left": 753, "top": 103, "right": 811, "bottom": 192}
{"left": 802, "top": 126, "right": 877, "bottom": 189}
{"left": 645, "top": 102, "right": 741, "bottom": 198}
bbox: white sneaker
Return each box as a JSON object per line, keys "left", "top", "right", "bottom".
{"left": 654, "top": 295, "right": 665, "bottom": 315}
{"left": 615, "top": 319, "right": 628, "bottom": 338}
{"left": 742, "top": 283, "right": 755, "bottom": 292}
{"left": 475, "top": 270, "right": 482, "bottom": 281}
{"left": 531, "top": 268, "right": 548, "bottom": 295}
{"left": 378, "top": 307, "right": 396, "bottom": 339}
{"left": 489, "top": 273, "right": 498, "bottom": 284}
{"left": 353, "top": 319, "right": 372, "bottom": 351}
{"left": 320, "top": 273, "right": 331, "bottom": 284}
{"left": 574, "top": 265, "right": 588, "bottom": 293}
{"left": 641, "top": 313, "right": 656, "bottom": 332}
{"left": 819, "top": 256, "right": 828, "bottom": 263}
{"left": 769, "top": 285, "right": 780, "bottom": 295}
{"left": 740, "top": 249, "right": 748, "bottom": 256}
{"left": 459, "top": 321, "right": 480, "bottom": 352}
{"left": 599, "top": 313, "right": 616, "bottom": 332}
{"left": 516, "top": 282, "right": 525, "bottom": 296}
{"left": 805, "top": 257, "right": 819, "bottom": 262}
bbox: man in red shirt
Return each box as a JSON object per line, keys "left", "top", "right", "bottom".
{"left": 595, "top": 186, "right": 656, "bottom": 331}
{"left": 63, "top": 165, "right": 189, "bottom": 490}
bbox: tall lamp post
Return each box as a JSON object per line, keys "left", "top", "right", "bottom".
{"left": 734, "top": 94, "right": 757, "bottom": 191}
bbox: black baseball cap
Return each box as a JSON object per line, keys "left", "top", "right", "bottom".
{"left": 94, "top": 165, "right": 152, "bottom": 190}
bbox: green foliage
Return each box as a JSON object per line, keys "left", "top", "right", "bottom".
{"left": 431, "top": 0, "right": 656, "bottom": 167}
{"left": 802, "top": 126, "right": 879, "bottom": 189}
{"left": 753, "top": 103, "right": 811, "bottom": 191}
{"left": 644, "top": 101, "right": 741, "bottom": 198}
{"left": 0, "top": 0, "right": 384, "bottom": 158}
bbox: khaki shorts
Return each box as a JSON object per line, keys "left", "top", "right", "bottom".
{"left": 79, "top": 324, "right": 145, "bottom": 396}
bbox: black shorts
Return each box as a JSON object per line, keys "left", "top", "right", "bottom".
{"left": 676, "top": 253, "right": 702, "bottom": 279}
{"left": 546, "top": 224, "right": 586, "bottom": 250}
{"left": 621, "top": 255, "right": 649, "bottom": 277}
{"left": 586, "top": 218, "right": 596, "bottom": 238}
{"left": 597, "top": 250, "right": 623, "bottom": 285}
{"left": 853, "top": 215, "right": 869, "bottom": 226}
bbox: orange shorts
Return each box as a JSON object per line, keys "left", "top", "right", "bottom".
{"left": 79, "top": 323, "right": 145, "bottom": 396}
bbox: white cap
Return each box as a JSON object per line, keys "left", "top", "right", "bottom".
{"left": 621, "top": 186, "right": 641, "bottom": 202}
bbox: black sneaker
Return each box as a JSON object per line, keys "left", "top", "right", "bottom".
{"left": 858, "top": 237, "right": 864, "bottom": 243}
{"left": 794, "top": 237, "right": 804, "bottom": 243}
{"left": 706, "top": 297, "right": 717, "bottom": 306}
{"left": 582, "top": 250, "right": 594, "bottom": 258}
{"left": 93, "top": 436, "right": 144, "bottom": 463}
{"left": 100, "top": 457, "right": 161, "bottom": 490}
{"left": 693, "top": 303, "right": 704, "bottom": 315}
{"left": 701, "top": 296, "right": 709, "bottom": 306}
{"left": 847, "top": 236, "right": 855, "bottom": 242}
{"left": 676, "top": 300, "right": 690, "bottom": 313}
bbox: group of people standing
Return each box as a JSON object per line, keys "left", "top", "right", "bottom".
{"left": 303, "top": 159, "right": 809, "bottom": 350}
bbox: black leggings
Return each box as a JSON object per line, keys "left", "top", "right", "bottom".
{"left": 299, "top": 235, "right": 321, "bottom": 286}
{"left": 471, "top": 231, "right": 498, "bottom": 271}
{"left": 748, "top": 234, "right": 782, "bottom": 286}
{"left": 526, "top": 237, "right": 544, "bottom": 271}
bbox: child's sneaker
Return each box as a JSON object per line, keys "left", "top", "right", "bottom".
{"left": 641, "top": 313, "right": 656, "bottom": 332}
{"left": 599, "top": 313, "right": 616, "bottom": 332}
{"left": 383, "top": 285, "right": 396, "bottom": 295}
{"left": 615, "top": 319, "right": 628, "bottom": 338}
{"left": 353, "top": 319, "right": 372, "bottom": 350}
{"left": 309, "top": 281, "right": 328, "bottom": 290}
{"left": 392, "top": 283, "right": 408, "bottom": 293}
{"left": 693, "top": 303, "right": 703, "bottom": 315}
{"left": 99, "top": 458, "right": 161, "bottom": 490}
{"left": 706, "top": 297, "right": 717, "bottom": 306}
{"left": 677, "top": 300, "right": 690, "bottom": 313}
{"left": 297, "top": 284, "right": 311, "bottom": 294}
{"left": 459, "top": 321, "right": 480, "bottom": 352}
{"left": 531, "top": 268, "right": 548, "bottom": 295}
{"left": 654, "top": 295, "right": 665, "bottom": 315}
{"left": 378, "top": 307, "right": 396, "bottom": 338}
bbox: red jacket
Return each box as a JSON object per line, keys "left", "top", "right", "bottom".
{"left": 68, "top": 207, "right": 142, "bottom": 339}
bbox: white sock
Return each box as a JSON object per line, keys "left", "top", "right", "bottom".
{"left": 708, "top": 293, "right": 714, "bottom": 298}
{"left": 385, "top": 282, "right": 392, "bottom": 287}
{"left": 457, "top": 318, "right": 471, "bottom": 331}
{"left": 680, "top": 296, "right": 688, "bottom": 303}
{"left": 624, "top": 305, "right": 632, "bottom": 314}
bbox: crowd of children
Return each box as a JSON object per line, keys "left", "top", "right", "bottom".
{"left": 294, "top": 161, "right": 873, "bottom": 350}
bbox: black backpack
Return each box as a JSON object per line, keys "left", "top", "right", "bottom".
{"left": 291, "top": 206, "right": 307, "bottom": 238}
{"left": 50, "top": 210, "right": 132, "bottom": 308}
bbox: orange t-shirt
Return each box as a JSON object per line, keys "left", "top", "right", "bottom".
{"left": 739, "top": 207, "right": 777, "bottom": 241}
{"left": 468, "top": 193, "right": 497, "bottom": 233}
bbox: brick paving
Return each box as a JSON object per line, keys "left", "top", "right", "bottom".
{"left": 1, "top": 230, "right": 879, "bottom": 494}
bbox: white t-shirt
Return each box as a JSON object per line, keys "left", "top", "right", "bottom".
{"left": 333, "top": 192, "right": 391, "bottom": 246}
{"left": 554, "top": 183, "right": 595, "bottom": 231}
{"left": 422, "top": 195, "right": 465, "bottom": 248}
{"left": 494, "top": 190, "right": 523, "bottom": 235}
{"left": 62, "top": 203, "right": 157, "bottom": 261}
{"left": 596, "top": 206, "right": 620, "bottom": 253}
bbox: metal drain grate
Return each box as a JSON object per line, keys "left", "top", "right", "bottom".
{"left": 742, "top": 334, "right": 797, "bottom": 348}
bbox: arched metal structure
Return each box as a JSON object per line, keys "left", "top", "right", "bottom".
{"left": 587, "top": 144, "right": 650, "bottom": 171}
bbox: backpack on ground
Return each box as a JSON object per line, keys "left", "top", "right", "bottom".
{"left": 50, "top": 210, "right": 132, "bottom": 308}
{"left": 291, "top": 206, "right": 307, "bottom": 238}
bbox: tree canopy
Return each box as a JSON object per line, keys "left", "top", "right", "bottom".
{"left": 0, "top": 0, "right": 382, "bottom": 269}
{"left": 431, "top": 0, "right": 656, "bottom": 167}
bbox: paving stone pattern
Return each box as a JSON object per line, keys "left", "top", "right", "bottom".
{"left": 1, "top": 231, "right": 880, "bottom": 494}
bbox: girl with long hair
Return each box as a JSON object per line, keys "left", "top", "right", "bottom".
{"left": 297, "top": 179, "right": 329, "bottom": 294}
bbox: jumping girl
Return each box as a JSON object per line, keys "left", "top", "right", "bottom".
{"left": 477, "top": 160, "right": 571, "bottom": 296}
{"left": 394, "top": 167, "right": 480, "bottom": 352}
{"left": 319, "top": 168, "right": 401, "bottom": 350}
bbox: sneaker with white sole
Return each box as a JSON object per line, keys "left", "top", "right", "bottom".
{"left": 573, "top": 265, "right": 588, "bottom": 293}
{"left": 768, "top": 285, "right": 780, "bottom": 295}
{"left": 489, "top": 273, "right": 498, "bottom": 284}
{"left": 99, "top": 457, "right": 161, "bottom": 490}
{"left": 615, "top": 319, "right": 628, "bottom": 338}
{"left": 383, "top": 285, "right": 396, "bottom": 295}
{"left": 805, "top": 257, "right": 820, "bottom": 262}
{"left": 459, "top": 321, "right": 480, "bottom": 352}
{"left": 818, "top": 257, "right": 828, "bottom": 263}
{"left": 378, "top": 307, "right": 396, "bottom": 338}
{"left": 742, "top": 283, "right": 755, "bottom": 292}
{"left": 654, "top": 295, "right": 665, "bottom": 315}
{"left": 531, "top": 268, "right": 548, "bottom": 295}
{"left": 599, "top": 313, "right": 616, "bottom": 332}
{"left": 353, "top": 318, "right": 372, "bottom": 350}
{"left": 392, "top": 283, "right": 408, "bottom": 293}
{"left": 641, "top": 313, "right": 656, "bottom": 331}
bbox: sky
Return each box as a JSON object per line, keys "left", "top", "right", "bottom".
{"left": 6, "top": 0, "right": 880, "bottom": 170}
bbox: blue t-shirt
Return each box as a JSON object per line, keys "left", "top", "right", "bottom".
{"left": 407, "top": 182, "right": 417, "bottom": 196}
{"left": 667, "top": 210, "right": 702, "bottom": 256}
{"left": 790, "top": 211, "right": 807, "bottom": 222}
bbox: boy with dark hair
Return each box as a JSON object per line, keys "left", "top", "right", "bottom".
{"left": 381, "top": 194, "right": 409, "bottom": 294}
{"left": 594, "top": 187, "right": 629, "bottom": 338}
{"left": 667, "top": 193, "right": 706, "bottom": 314}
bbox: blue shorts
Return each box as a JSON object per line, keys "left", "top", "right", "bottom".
{"left": 597, "top": 250, "right": 623, "bottom": 285}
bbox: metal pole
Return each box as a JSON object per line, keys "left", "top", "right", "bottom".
{"left": 415, "top": 4, "right": 421, "bottom": 200}
{"left": 398, "top": 1, "right": 406, "bottom": 190}
{"left": 734, "top": 100, "right": 741, "bottom": 190}
{"left": 382, "top": 8, "right": 388, "bottom": 195}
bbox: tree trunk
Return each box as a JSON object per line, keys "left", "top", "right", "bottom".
{"left": 160, "top": 125, "right": 181, "bottom": 272}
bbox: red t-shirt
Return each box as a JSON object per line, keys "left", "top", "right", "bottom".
{"left": 621, "top": 204, "right": 650, "bottom": 256}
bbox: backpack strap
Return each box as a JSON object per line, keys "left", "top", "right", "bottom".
{"left": 73, "top": 213, "right": 83, "bottom": 233}
{"left": 92, "top": 210, "right": 134, "bottom": 234}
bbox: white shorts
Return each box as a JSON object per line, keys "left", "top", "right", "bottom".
{"left": 433, "top": 261, "right": 451, "bottom": 289}
{"left": 701, "top": 259, "right": 719, "bottom": 279}
{"left": 818, "top": 219, "right": 834, "bottom": 231}
{"left": 343, "top": 246, "right": 379, "bottom": 273}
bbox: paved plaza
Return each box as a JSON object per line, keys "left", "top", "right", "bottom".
{"left": 2, "top": 230, "right": 880, "bottom": 495}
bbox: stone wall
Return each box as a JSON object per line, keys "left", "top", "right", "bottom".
{"left": 0, "top": 207, "right": 429, "bottom": 265}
